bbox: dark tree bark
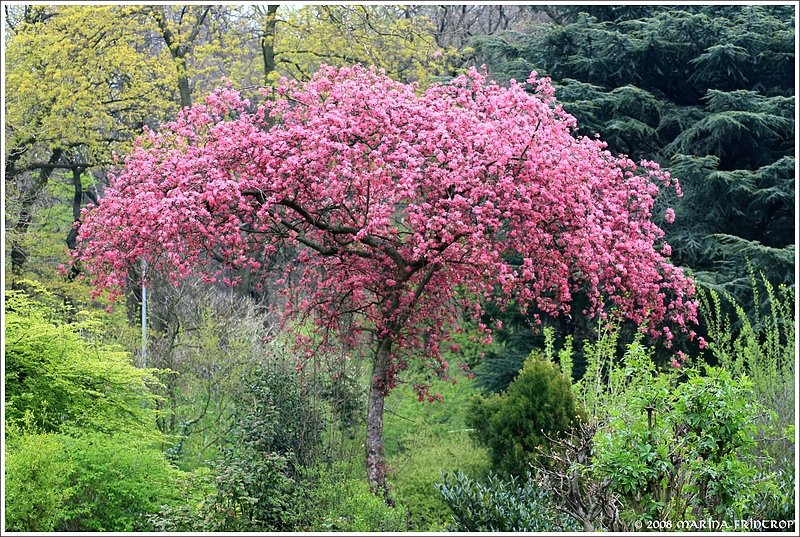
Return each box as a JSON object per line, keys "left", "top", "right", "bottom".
{"left": 65, "top": 166, "right": 87, "bottom": 280}
{"left": 174, "top": 55, "right": 193, "bottom": 109}
{"left": 260, "top": 5, "right": 279, "bottom": 84}
{"left": 65, "top": 166, "right": 84, "bottom": 251}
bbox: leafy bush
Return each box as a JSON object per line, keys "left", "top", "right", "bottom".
{"left": 697, "top": 272, "right": 795, "bottom": 521}
{"left": 467, "top": 352, "right": 583, "bottom": 475}
{"left": 382, "top": 365, "right": 490, "bottom": 529}
{"left": 302, "top": 462, "right": 407, "bottom": 531}
{"left": 591, "top": 365, "right": 772, "bottom": 524}
{"left": 148, "top": 447, "right": 303, "bottom": 532}
{"left": 153, "top": 345, "right": 351, "bottom": 532}
{"left": 4, "top": 432, "right": 74, "bottom": 532}
{"left": 388, "top": 431, "right": 489, "bottom": 530}
{"left": 144, "top": 431, "right": 307, "bottom": 532}
{"left": 151, "top": 335, "right": 373, "bottom": 532}
{"left": 232, "top": 352, "right": 330, "bottom": 469}
{"left": 171, "top": 353, "right": 326, "bottom": 531}
{"left": 4, "top": 285, "right": 185, "bottom": 532}
{"left": 540, "top": 331, "right": 793, "bottom": 529}
{"left": 437, "top": 471, "right": 579, "bottom": 531}
{"left": 700, "top": 274, "right": 794, "bottom": 455}
{"left": 146, "top": 467, "right": 217, "bottom": 531}
{"left": 204, "top": 448, "right": 302, "bottom": 531}
{"left": 58, "top": 433, "right": 182, "bottom": 531}
{"left": 5, "top": 286, "right": 162, "bottom": 437}
{"left": 4, "top": 430, "right": 183, "bottom": 532}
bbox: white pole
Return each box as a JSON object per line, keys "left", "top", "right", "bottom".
{"left": 141, "top": 259, "right": 147, "bottom": 367}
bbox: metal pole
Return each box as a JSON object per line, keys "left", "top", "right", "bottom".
{"left": 141, "top": 259, "right": 147, "bottom": 367}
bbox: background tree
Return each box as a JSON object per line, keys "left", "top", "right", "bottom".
{"left": 465, "top": 4, "right": 794, "bottom": 383}
{"left": 257, "top": 5, "right": 280, "bottom": 83}
{"left": 274, "top": 5, "right": 454, "bottom": 84}
{"left": 418, "top": 4, "right": 542, "bottom": 51}
{"left": 149, "top": 4, "right": 213, "bottom": 108}
{"left": 4, "top": 5, "right": 175, "bottom": 279}
{"left": 76, "top": 66, "right": 697, "bottom": 497}
{"left": 474, "top": 5, "right": 795, "bottom": 300}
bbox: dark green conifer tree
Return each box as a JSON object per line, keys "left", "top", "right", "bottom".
{"left": 475, "top": 5, "right": 794, "bottom": 297}
{"left": 467, "top": 6, "right": 793, "bottom": 379}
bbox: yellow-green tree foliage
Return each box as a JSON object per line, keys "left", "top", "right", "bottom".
{"left": 5, "top": 5, "right": 176, "bottom": 279}
{"left": 187, "top": 6, "right": 266, "bottom": 96}
{"left": 5, "top": 5, "right": 175, "bottom": 170}
{"left": 274, "top": 5, "right": 457, "bottom": 84}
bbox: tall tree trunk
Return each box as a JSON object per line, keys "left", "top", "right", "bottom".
{"left": 65, "top": 166, "right": 86, "bottom": 280}
{"left": 175, "top": 53, "right": 192, "bottom": 108}
{"left": 365, "top": 337, "right": 393, "bottom": 503}
{"left": 260, "top": 5, "right": 279, "bottom": 84}
{"left": 65, "top": 166, "right": 83, "bottom": 251}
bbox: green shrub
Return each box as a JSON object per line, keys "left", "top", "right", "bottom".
{"left": 542, "top": 331, "right": 792, "bottom": 529}
{"left": 230, "top": 349, "right": 331, "bottom": 469}
{"left": 467, "top": 352, "right": 583, "bottom": 475}
{"left": 525, "top": 323, "right": 797, "bottom": 530}
{"left": 4, "top": 430, "right": 183, "bottom": 532}
{"left": 382, "top": 365, "right": 490, "bottom": 529}
{"left": 146, "top": 467, "right": 217, "bottom": 531}
{"left": 153, "top": 343, "right": 359, "bottom": 532}
{"left": 5, "top": 286, "right": 162, "bottom": 437}
{"left": 204, "top": 448, "right": 302, "bottom": 531}
{"left": 4, "top": 287, "right": 184, "bottom": 532}
{"left": 388, "top": 431, "right": 489, "bottom": 531}
{"left": 699, "top": 273, "right": 795, "bottom": 477}
{"left": 148, "top": 449, "right": 302, "bottom": 532}
{"left": 4, "top": 432, "right": 74, "bottom": 532}
{"left": 58, "top": 433, "right": 182, "bottom": 531}
{"left": 437, "top": 471, "right": 579, "bottom": 532}
{"left": 591, "top": 364, "right": 784, "bottom": 524}
{"left": 696, "top": 271, "right": 795, "bottom": 521}
{"left": 302, "top": 462, "right": 407, "bottom": 531}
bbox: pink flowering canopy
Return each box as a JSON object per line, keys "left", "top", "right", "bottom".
{"left": 77, "top": 65, "right": 697, "bottom": 388}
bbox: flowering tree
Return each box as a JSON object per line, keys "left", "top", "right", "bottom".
{"left": 77, "top": 65, "right": 697, "bottom": 497}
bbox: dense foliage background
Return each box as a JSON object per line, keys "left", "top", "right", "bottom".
{"left": 3, "top": 3, "right": 795, "bottom": 532}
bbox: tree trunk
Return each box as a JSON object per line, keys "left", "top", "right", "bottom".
{"left": 65, "top": 167, "right": 82, "bottom": 251}
{"left": 150, "top": 5, "right": 202, "bottom": 109}
{"left": 260, "top": 5, "right": 279, "bottom": 84}
{"left": 64, "top": 166, "right": 87, "bottom": 281}
{"left": 175, "top": 53, "right": 192, "bottom": 108}
{"left": 365, "top": 337, "right": 393, "bottom": 503}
